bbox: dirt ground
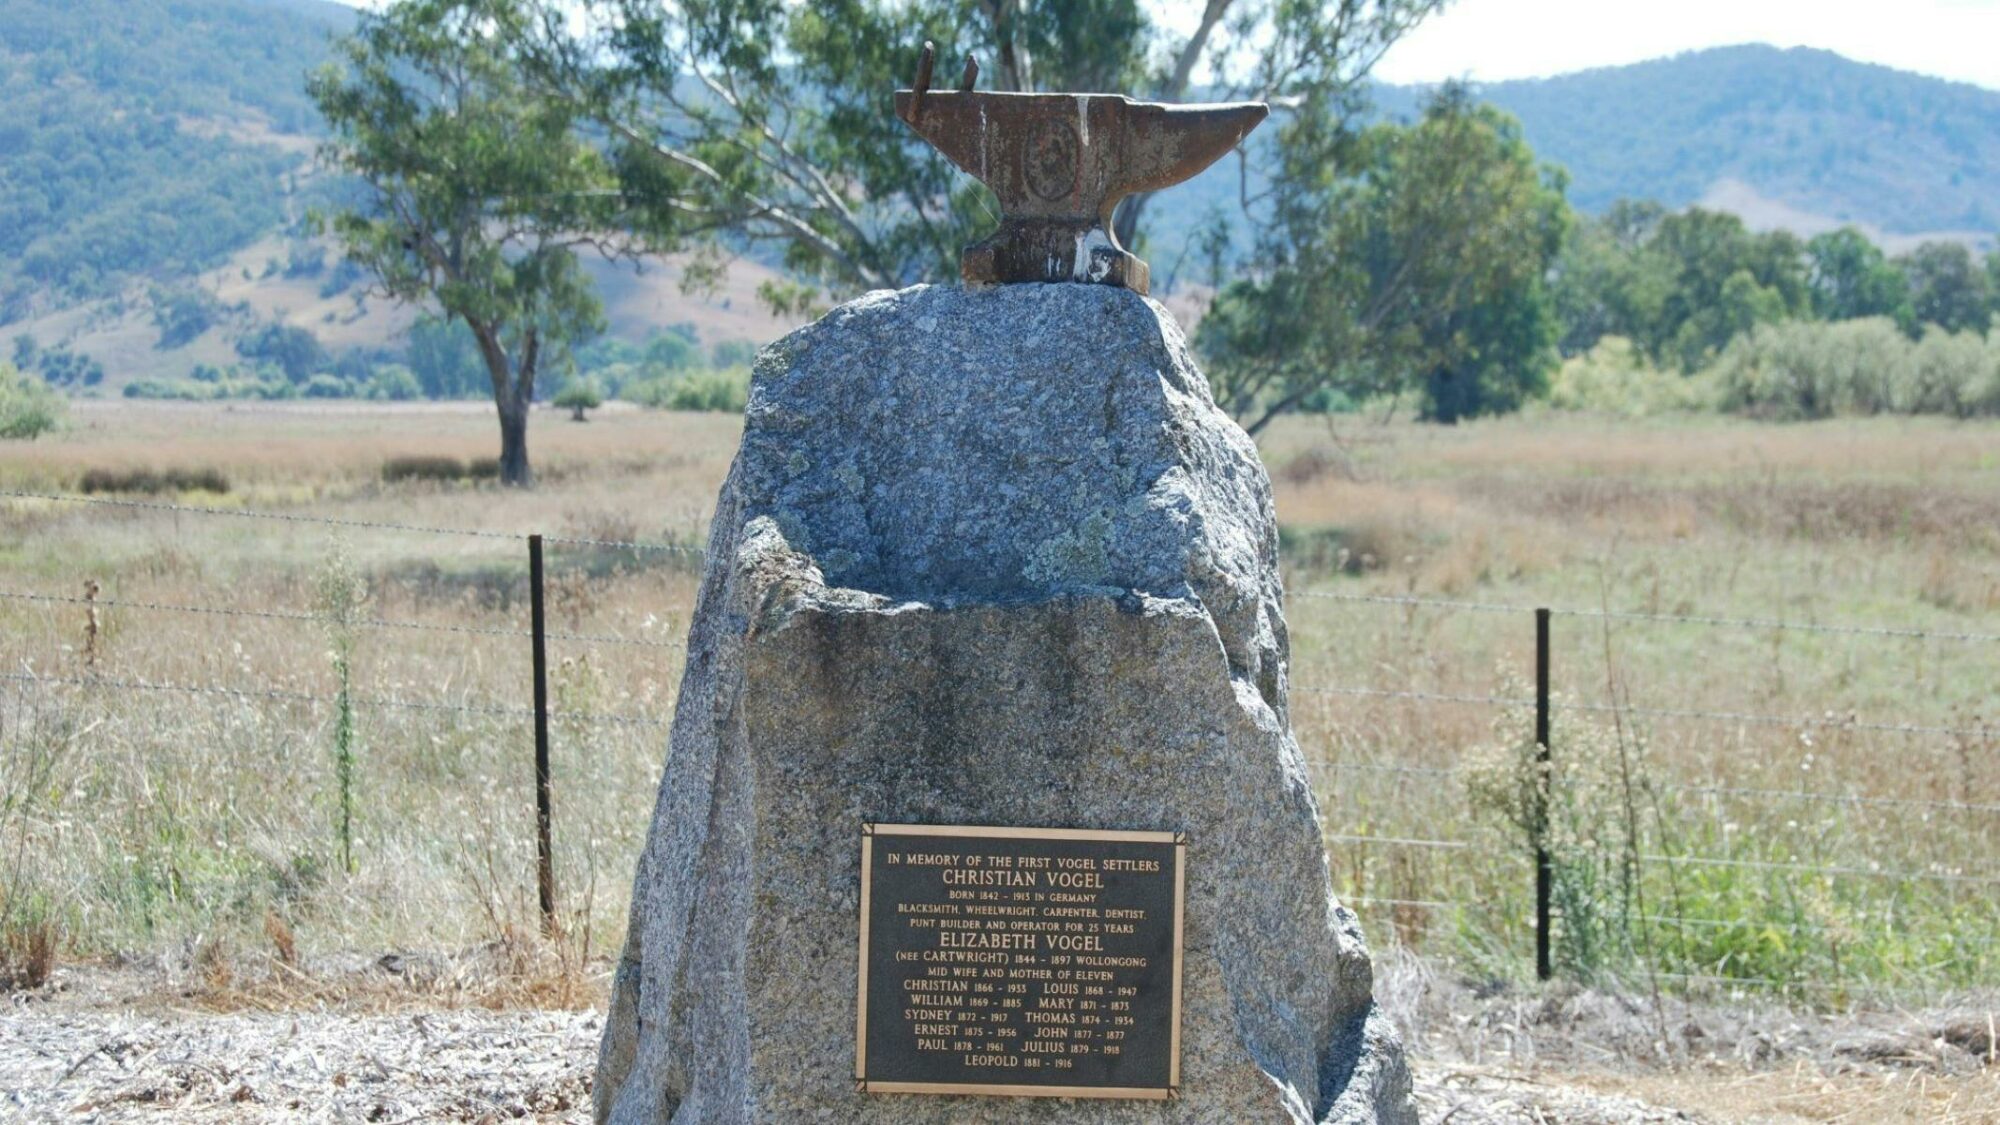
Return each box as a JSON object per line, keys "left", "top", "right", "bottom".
{"left": 3, "top": 951, "right": 1996, "bottom": 1123}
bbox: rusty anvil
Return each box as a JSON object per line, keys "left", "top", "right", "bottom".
{"left": 895, "top": 43, "right": 1266, "bottom": 296}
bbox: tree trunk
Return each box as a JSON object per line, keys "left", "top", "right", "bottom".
{"left": 498, "top": 403, "right": 532, "bottom": 487}
{"left": 470, "top": 319, "right": 534, "bottom": 488}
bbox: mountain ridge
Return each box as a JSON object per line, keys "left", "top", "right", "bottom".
{"left": 1407, "top": 44, "right": 2000, "bottom": 238}
{"left": 5, "top": 2, "right": 1998, "bottom": 389}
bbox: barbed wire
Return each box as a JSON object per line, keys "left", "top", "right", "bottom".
{"left": 0, "top": 588, "right": 685, "bottom": 650}
{"left": 1296, "top": 683, "right": 1995, "bottom": 740}
{"left": 1325, "top": 830, "right": 2000, "bottom": 886}
{"left": 1342, "top": 897, "right": 2000, "bottom": 956}
{"left": 1317, "top": 760, "right": 2000, "bottom": 816}
{"left": 0, "top": 489, "right": 703, "bottom": 557}
{"left": 1575, "top": 606, "right": 2000, "bottom": 645}
{"left": 0, "top": 670, "right": 668, "bottom": 728}
{"left": 545, "top": 627, "right": 686, "bottom": 650}
{"left": 1643, "top": 971, "right": 1963, "bottom": 1000}
{"left": 1293, "top": 588, "right": 2000, "bottom": 644}
{"left": 1566, "top": 699, "right": 1994, "bottom": 739}
{"left": 1297, "top": 685, "right": 1531, "bottom": 708}
{"left": 1666, "top": 781, "right": 2000, "bottom": 816}
{"left": 542, "top": 532, "right": 703, "bottom": 557}
{"left": 1292, "top": 591, "right": 1524, "bottom": 616}
{"left": 1315, "top": 761, "right": 1460, "bottom": 779}
{"left": 1638, "top": 851, "right": 2000, "bottom": 887}
{"left": 1344, "top": 894, "right": 1460, "bottom": 911}
{"left": 1327, "top": 832, "right": 1470, "bottom": 851}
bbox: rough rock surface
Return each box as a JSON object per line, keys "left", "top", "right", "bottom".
{"left": 596, "top": 283, "right": 1414, "bottom": 1124}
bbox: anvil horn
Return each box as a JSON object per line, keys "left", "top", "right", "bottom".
{"left": 893, "top": 46, "right": 1266, "bottom": 295}
{"left": 1114, "top": 101, "right": 1268, "bottom": 196}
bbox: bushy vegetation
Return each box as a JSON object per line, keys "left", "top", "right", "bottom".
{"left": 1555, "top": 204, "right": 1997, "bottom": 371}
{"left": 0, "top": 361, "right": 64, "bottom": 439}
{"left": 0, "top": 0, "right": 348, "bottom": 319}
{"left": 622, "top": 367, "right": 751, "bottom": 413}
{"left": 572, "top": 326, "right": 754, "bottom": 414}
{"left": 1709, "top": 319, "right": 2000, "bottom": 420}
{"left": 1460, "top": 688, "right": 1995, "bottom": 989}
{"left": 380, "top": 454, "right": 500, "bottom": 484}
{"left": 149, "top": 286, "right": 229, "bottom": 349}
{"left": 11, "top": 336, "right": 102, "bottom": 389}
{"left": 553, "top": 379, "right": 603, "bottom": 421}
{"left": 77, "top": 465, "right": 230, "bottom": 494}
{"left": 1544, "top": 337, "right": 1713, "bottom": 417}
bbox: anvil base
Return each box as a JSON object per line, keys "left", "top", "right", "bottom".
{"left": 961, "top": 219, "right": 1152, "bottom": 295}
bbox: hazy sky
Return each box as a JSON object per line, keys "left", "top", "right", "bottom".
{"left": 1371, "top": 0, "right": 2000, "bottom": 90}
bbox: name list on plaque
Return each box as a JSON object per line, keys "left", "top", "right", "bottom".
{"left": 855, "top": 823, "right": 1186, "bottom": 1099}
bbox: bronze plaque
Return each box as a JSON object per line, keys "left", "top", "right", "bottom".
{"left": 855, "top": 823, "right": 1186, "bottom": 1099}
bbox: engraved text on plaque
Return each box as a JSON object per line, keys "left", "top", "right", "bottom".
{"left": 855, "top": 824, "right": 1187, "bottom": 1099}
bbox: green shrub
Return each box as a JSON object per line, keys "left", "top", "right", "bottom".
{"left": 149, "top": 286, "right": 221, "bottom": 349}
{"left": 366, "top": 365, "right": 423, "bottom": 401}
{"left": 710, "top": 339, "right": 757, "bottom": 367}
{"left": 1707, "top": 318, "right": 1912, "bottom": 419}
{"left": 301, "top": 373, "right": 355, "bottom": 399}
{"left": 553, "top": 377, "right": 603, "bottom": 421}
{"left": 1546, "top": 336, "right": 1711, "bottom": 416}
{"left": 123, "top": 378, "right": 215, "bottom": 401}
{"left": 0, "top": 362, "right": 63, "bottom": 439}
{"left": 1900, "top": 326, "right": 1992, "bottom": 416}
{"left": 1966, "top": 335, "right": 2000, "bottom": 416}
{"left": 623, "top": 366, "right": 750, "bottom": 413}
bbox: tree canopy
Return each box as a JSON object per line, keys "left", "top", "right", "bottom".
{"left": 310, "top": 0, "right": 637, "bottom": 485}
{"left": 1199, "top": 88, "right": 1571, "bottom": 429}
{"left": 502, "top": 0, "right": 1443, "bottom": 309}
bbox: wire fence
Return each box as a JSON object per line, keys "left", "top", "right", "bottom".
{"left": 5, "top": 489, "right": 1998, "bottom": 999}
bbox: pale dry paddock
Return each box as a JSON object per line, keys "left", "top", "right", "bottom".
{"left": 2, "top": 401, "right": 1999, "bottom": 1118}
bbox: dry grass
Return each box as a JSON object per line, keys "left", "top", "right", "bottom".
{"left": 2, "top": 403, "right": 1998, "bottom": 1009}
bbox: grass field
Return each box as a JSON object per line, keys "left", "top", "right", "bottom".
{"left": 2, "top": 400, "right": 1996, "bottom": 1003}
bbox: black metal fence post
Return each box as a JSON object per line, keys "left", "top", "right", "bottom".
{"left": 1534, "top": 606, "right": 1552, "bottom": 982}
{"left": 529, "top": 534, "right": 556, "bottom": 936}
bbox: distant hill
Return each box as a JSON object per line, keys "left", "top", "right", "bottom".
{"left": 0, "top": 0, "right": 351, "bottom": 317}
{"left": 0, "top": 0, "right": 796, "bottom": 391}
{"left": 1390, "top": 45, "right": 2000, "bottom": 245}
{"left": 6, "top": 3, "right": 1999, "bottom": 389}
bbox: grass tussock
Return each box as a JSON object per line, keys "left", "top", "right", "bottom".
{"left": 179, "top": 928, "right": 606, "bottom": 1014}
{"left": 78, "top": 464, "right": 230, "bottom": 495}
{"left": 0, "top": 906, "right": 58, "bottom": 990}
{"left": 380, "top": 454, "right": 501, "bottom": 485}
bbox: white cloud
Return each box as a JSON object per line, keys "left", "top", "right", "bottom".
{"left": 1372, "top": 0, "right": 2000, "bottom": 90}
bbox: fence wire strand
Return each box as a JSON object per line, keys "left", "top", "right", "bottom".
{"left": 0, "top": 588, "right": 685, "bottom": 650}
{"left": 1318, "top": 760, "right": 2000, "bottom": 816}
{"left": 1296, "top": 588, "right": 2000, "bottom": 644}
{"left": 1325, "top": 828, "right": 2000, "bottom": 886}
{"left": 1297, "top": 683, "right": 1995, "bottom": 740}
{"left": 0, "top": 670, "right": 667, "bottom": 728}
{"left": 0, "top": 489, "right": 703, "bottom": 557}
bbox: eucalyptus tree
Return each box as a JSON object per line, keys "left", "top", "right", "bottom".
{"left": 505, "top": 0, "right": 1447, "bottom": 310}
{"left": 310, "top": 0, "right": 639, "bottom": 486}
{"left": 1199, "top": 88, "right": 1571, "bottom": 430}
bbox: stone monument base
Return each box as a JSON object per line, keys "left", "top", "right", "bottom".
{"left": 596, "top": 284, "right": 1415, "bottom": 1124}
